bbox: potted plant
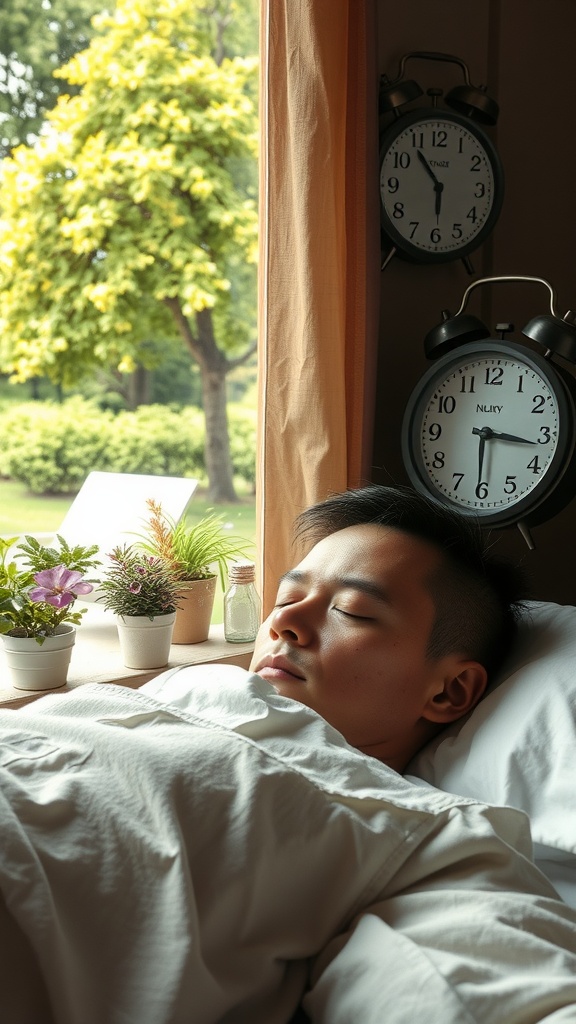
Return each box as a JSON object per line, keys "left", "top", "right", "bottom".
{"left": 0, "top": 534, "right": 99, "bottom": 690}
{"left": 137, "top": 499, "right": 253, "bottom": 643}
{"left": 98, "top": 544, "right": 183, "bottom": 668}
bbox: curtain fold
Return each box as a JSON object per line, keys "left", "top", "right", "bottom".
{"left": 257, "top": 0, "right": 380, "bottom": 614}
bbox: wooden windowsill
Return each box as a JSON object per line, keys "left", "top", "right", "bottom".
{"left": 0, "top": 604, "right": 255, "bottom": 710}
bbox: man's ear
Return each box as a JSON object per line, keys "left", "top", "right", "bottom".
{"left": 423, "top": 661, "right": 488, "bottom": 725}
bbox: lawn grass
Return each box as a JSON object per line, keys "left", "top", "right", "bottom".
{"left": 0, "top": 479, "right": 72, "bottom": 535}
{"left": 0, "top": 478, "right": 257, "bottom": 623}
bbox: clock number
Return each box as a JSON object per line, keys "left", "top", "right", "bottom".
{"left": 430, "top": 228, "right": 441, "bottom": 244}
{"left": 408, "top": 221, "right": 418, "bottom": 239}
{"left": 452, "top": 473, "right": 464, "bottom": 491}
{"left": 470, "top": 154, "right": 482, "bottom": 172}
{"left": 504, "top": 475, "right": 517, "bottom": 494}
{"left": 428, "top": 423, "right": 442, "bottom": 440}
{"left": 517, "top": 376, "right": 524, "bottom": 393}
{"left": 437, "top": 395, "right": 456, "bottom": 414}
{"left": 410, "top": 132, "right": 424, "bottom": 148}
{"left": 392, "top": 152, "right": 410, "bottom": 169}
{"left": 432, "top": 451, "right": 445, "bottom": 469}
{"left": 452, "top": 223, "right": 463, "bottom": 239}
{"left": 474, "top": 182, "right": 486, "bottom": 198}
{"left": 431, "top": 130, "right": 447, "bottom": 147}
{"left": 538, "top": 426, "right": 551, "bottom": 444}
{"left": 484, "top": 366, "right": 503, "bottom": 385}
{"left": 386, "top": 177, "right": 399, "bottom": 193}
{"left": 531, "top": 395, "right": 546, "bottom": 414}
{"left": 460, "top": 375, "right": 475, "bottom": 393}
{"left": 467, "top": 206, "right": 478, "bottom": 223}
{"left": 527, "top": 455, "right": 542, "bottom": 475}
{"left": 475, "top": 482, "right": 488, "bottom": 500}
{"left": 392, "top": 202, "right": 405, "bottom": 219}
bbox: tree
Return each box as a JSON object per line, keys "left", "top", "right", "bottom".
{"left": 0, "top": 0, "right": 258, "bottom": 502}
{"left": 0, "top": 0, "right": 100, "bottom": 156}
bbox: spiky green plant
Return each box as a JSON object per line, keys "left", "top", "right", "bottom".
{"left": 139, "top": 499, "right": 253, "bottom": 589}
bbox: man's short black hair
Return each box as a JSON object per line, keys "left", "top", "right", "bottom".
{"left": 294, "top": 484, "right": 529, "bottom": 679}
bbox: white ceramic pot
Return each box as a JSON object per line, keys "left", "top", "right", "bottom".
{"left": 2, "top": 624, "right": 76, "bottom": 691}
{"left": 115, "top": 612, "right": 176, "bottom": 669}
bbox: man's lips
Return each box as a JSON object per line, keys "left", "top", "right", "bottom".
{"left": 255, "top": 655, "right": 305, "bottom": 683}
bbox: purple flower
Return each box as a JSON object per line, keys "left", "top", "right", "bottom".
{"left": 29, "top": 565, "right": 94, "bottom": 608}
{"left": 129, "top": 581, "right": 142, "bottom": 594}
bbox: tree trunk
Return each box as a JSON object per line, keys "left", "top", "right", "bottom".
{"left": 165, "top": 298, "right": 252, "bottom": 502}
{"left": 128, "top": 365, "right": 150, "bottom": 409}
{"left": 201, "top": 363, "right": 238, "bottom": 502}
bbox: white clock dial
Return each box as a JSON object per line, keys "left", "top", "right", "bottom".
{"left": 402, "top": 342, "right": 576, "bottom": 526}
{"left": 379, "top": 110, "right": 503, "bottom": 262}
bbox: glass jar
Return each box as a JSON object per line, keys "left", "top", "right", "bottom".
{"left": 224, "top": 561, "right": 261, "bottom": 643}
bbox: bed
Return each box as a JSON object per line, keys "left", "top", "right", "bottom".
{"left": 407, "top": 598, "right": 576, "bottom": 910}
{"left": 0, "top": 601, "right": 575, "bottom": 1023}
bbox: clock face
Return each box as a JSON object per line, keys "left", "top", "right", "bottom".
{"left": 379, "top": 109, "right": 503, "bottom": 263}
{"left": 402, "top": 342, "right": 576, "bottom": 525}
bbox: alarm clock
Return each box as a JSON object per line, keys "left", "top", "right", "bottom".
{"left": 401, "top": 277, "right": 576, "bottom": 530}
{"left": 380, "top": 108, "right": 504, "bottom": 264}
{"left": 379, "top": 52, "right": 504, "bottom": 267}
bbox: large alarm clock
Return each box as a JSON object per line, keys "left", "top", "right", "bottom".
{"left": 401, "top": 339, "right": 576, "bottom": 527}
{"left": 378, "top": 51, "right": 504, "bottom": 267}
{"left": 402, "top": 276, "right": 576, "bottom": 532}
{"left": 379, "top": 108, "right": 504, "bottom": 264}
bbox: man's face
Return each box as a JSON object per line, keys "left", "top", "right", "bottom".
{"left": 250, "top": 523, "right": 459, "bottom": 768}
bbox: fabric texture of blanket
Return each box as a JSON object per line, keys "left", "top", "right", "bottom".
{"left": 0, "top": 664, "right": 575, "bottom": 1024}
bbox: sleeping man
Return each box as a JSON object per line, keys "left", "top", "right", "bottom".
{"left": 1, "top": 485, "right": 576, "bottom": 1024}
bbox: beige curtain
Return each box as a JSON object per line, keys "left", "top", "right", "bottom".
{"left": 257, "top": 0, "right": 380, "bottom": 614}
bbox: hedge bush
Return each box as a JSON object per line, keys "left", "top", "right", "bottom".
{"left": 0, "top": 398, "right": 115, "bottom": 494}
{"left": 0, "top": 398, "right": 256, "bottom": 495}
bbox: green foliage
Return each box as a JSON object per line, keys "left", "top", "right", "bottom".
{"left": 0, "top": 398, "right": 114, "bottom": 492}
{"left": 0, "top": 399, "right": 256, "bottom": 493}
{"left": 138, "top": 498, "right": 252, "bottom": 587}
{"left": 0, "top": 0, "right": 258, "bottom": 386}
{"left": 228, "top": 402, "right": 257, "bottom": 488}
{"left": 98, "top": 544, "right": 182, "bottom": 618}
{"left": 105, "top": 405, "right": 205, "bottom": 477}
{"left": 0, "top": 0, "right": 99, "bottom": 156}
{"left": 0, "top": 533, "right": 100, "bottom": 639}
{"left": 17, "top": 533, "right": 100, "bottom": 575}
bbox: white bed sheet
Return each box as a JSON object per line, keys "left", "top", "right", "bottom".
{"left": 1, "top": 665, "right": 575, "bottom": 1024}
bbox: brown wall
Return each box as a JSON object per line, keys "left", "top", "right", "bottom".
{"left": 372, "top": 0, "right": 576, "bottom": 603}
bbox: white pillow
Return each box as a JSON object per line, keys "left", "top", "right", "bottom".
{"left": 407, "top": 600, "right": 576, "bottom": 906}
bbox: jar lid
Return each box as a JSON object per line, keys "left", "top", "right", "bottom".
{"left": 228, "top": 561, "right": 256, "bottom": 584}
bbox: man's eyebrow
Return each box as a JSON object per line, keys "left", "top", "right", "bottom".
{"left": 278, "top": 569, "right": 388, "bottom": 603}
{"left": 339, "top": 576, "right": 389, "bottom": 603}
{"left": 278, "top": 568, "right": 307, "bottom": 587}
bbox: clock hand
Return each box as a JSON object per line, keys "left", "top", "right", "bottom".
{"left": 489, "top": 429, "right": 538, "bottom": 444}
{"left": 417, "top": 150, "right": 444, "bottom": 220}
{"left": 476, "top": 433, "right": 486, "bottom": 487}
{"left": 472, "top": 426, "right": 537, "bottom": 445}
{"left": 416, "top": 150, "right": 440, "bottom": 185}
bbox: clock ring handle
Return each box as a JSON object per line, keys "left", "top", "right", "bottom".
{"left": 455, "top": 275, "right": 559, "bottom": 319}
{"left": 392, "top": 51, "right": 472, "bottom": 86}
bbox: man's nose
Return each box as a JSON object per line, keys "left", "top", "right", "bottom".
{"left": 268, "top": 602, "right": 315, "bottom": 645}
